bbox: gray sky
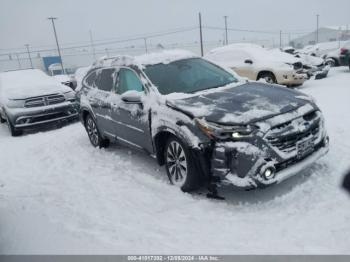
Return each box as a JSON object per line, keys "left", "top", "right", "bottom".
{"left": 1, "top": 0, "right": 349, "bottom": 53}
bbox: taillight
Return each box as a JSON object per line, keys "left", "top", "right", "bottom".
{"left": 340, "top": 48, "right": 349, "bottom": 55}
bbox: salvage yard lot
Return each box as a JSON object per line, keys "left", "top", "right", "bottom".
{"left": 0, "top": 67, "right": 350, "bottom": 254}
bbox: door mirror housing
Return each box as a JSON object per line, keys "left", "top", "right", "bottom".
{"left": 121, "top": 90, "right": 143, "bottom": 104}
{"left": 244, "top": 59, "right": 253, "bottom": 64}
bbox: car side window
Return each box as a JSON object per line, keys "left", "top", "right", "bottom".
{"left": 116, "top": 68, "right": 144, "bottom": 95}
{"left": 85, "top": 71, "right": 97, "bottom": 88}
{"left": 95, "top": 68, "right": 116, "bottom": 92}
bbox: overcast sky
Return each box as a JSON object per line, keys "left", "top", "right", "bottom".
{"left": 1, "top": 0, "right": 349, "bottom": 52}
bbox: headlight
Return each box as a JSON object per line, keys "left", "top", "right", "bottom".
{"left": 195, "top": 118, "right": 255, "bottom": 139}
{"left": 64, "top": 91, "right": 76, "bottom": 101}
{"left": 7, "top": 99, "right": 25, "bottom": 108}
{"left": 281, "top": 63, "right": 294, "bottom": 70}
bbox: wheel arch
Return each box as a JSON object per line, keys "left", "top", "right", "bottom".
{"left": 256, "top": 70, "right": 276, "bottom": 81}
{"left": 153, "top": 126, "right": 200, "bottom": 166}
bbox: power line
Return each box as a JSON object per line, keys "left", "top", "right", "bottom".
{"left": 0, "top": 26, "right": 198, "bottom": 55}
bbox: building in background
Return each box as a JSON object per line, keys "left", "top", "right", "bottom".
{"left": 291, "top": 26, "right": 350, "bottom": 48}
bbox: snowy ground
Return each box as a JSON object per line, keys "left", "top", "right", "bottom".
{"left": 0, "top": 67, "right": 350, "bottom": 255}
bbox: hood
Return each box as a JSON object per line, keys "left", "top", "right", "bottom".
{"left": 167, "top": 82, "right": 312, "bottom": 125}
{"left": 4, "top": 84, "right": 71, "bottom": 100}
{"left": 296, "top": 53, "right": 324, "bottom": 67}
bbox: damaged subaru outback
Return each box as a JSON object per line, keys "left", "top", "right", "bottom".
{"left": 79, "top": 50, "right": 329, "bottom": 196}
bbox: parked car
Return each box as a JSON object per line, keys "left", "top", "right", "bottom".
{"left": 205, "top": 44, "right": 308, "bottom": 87}
{"left": 79, "top": 50, "right": 329, "bottom": 194}
{"left": 282, "top": 47, "right": 329, "bottom": 79}
{"left": 299, "top": 41, "right": 349, "bottom": 67}
{"left": 0, "top": 69, "right": 79, "bottom": 136}
{"left": 338, "top": 41, "right": 350, "bottom": 68}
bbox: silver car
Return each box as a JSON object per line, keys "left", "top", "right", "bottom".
{"left": 0, "top": 69, "right": 79, "bottom": 136}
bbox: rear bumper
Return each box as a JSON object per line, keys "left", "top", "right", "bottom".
{"left": 339, "top": 55, "right": 350, "bottom": 66}
{"left": 6, "top": 102, "right": 79, "bottom": 130}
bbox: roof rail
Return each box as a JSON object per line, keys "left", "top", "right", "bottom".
{"left": 92, "top": 55, "right": 135, "bottom": 68}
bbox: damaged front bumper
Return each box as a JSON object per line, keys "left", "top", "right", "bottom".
{"left": 217, "top": 140, "right": 329, "bottom": 189}
{"left": 210, "top": 109, "right": 329, "bottom": 190}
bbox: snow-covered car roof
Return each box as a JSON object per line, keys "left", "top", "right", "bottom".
{"left": 0, "top": 69, "right": 71, "bottom": 100}
{"left": 92, "top": 49, "right": 198, "bottom": 69}
{"left": 206, "top": 43, "right": 300, "bottom": 64}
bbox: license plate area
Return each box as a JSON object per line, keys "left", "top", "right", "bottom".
{"left": 297, "top": 137, "right": 314, "bottom": 159}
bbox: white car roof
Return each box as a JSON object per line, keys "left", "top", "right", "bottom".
{"left": 92, "top": 49, "right": 197, "bottom": 68}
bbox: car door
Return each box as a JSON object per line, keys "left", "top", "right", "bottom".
{"left": 110, "top": 67, "right": 153, "bottom": 152}
{"left": 228, "top": 50, "right": 256, "bottom": 80}
{"left": 91, "top": 67, "right": 117, "bottom": 137}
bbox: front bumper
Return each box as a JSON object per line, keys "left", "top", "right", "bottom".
{"left": 222, "top": 140, "right": 329, "bottom": 189}
{"left": 277, "top": 71, "right": 308, "bottom": 86}
{"left": 210, "top": 108, "right": 329, "bottom": 189}
{"left": 6, "top": 102, "right": 79, "bottom": 130}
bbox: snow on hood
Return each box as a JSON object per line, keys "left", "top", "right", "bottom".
{"left": 0, "top": 69, "right": 71, "bottom": 100}
{"left": 267, "top": 49, "right": 301, "bottom": 64}
{"left": 167, "top": 82, "right": 312, "bottom": 125}
{"left": 135, "top": 49, "right": 197, "bottom": 66}
{"left": 295, "top": 53, "right": 324, "bottom": 66}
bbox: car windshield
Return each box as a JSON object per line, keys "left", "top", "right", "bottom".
{"left": 143, "top": 58, "right": 237, "bottom": 95}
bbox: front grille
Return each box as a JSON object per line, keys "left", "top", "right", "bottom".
{"left": 267, "top": 123, "right": 320, "bottom": 153}
{"left": 275, "top": 141, "right": 324, "bottom": 172}
{"left": 46, "top": 94, "right": 65, "bottom": 105}
{"left": 266, "top": 111, "right": 321, "bottom": 154}
{"left": 25, "top": 97, "right": 45, "bottom": 107}
{"left": 25, "top": 94, "right": 65, "bottom": 108}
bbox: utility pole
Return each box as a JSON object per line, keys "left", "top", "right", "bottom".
{"left": 89, "top": 30, "right": 97, "bottom": 61}
{"left": 224, "top": 16, "right": 228, "bottom": 45}
{"left": 144, "top": 38, "right": 148, "bottom": 53}
{"left": 105, "top": 48, "right": 110, "bottom": 57}
{"left": 316, "top": 14, "right": 320, "bottom": 43}
{"left": 15, "top": 53, "right": 21, "bottom": 69}
{"left": 48, "top": 17, "right": 65, "bottom": 74}
{"left": 199, "top": 12, "right": 204, "bottom": 56}
{"left": 279, "top": 30, "right": 282, "bottom": 48}
{"left": 25, "top": 44, "right": 33, "bottom": 68}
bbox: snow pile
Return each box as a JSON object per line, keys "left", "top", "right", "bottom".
{"left": 0, "top": 68, "right": 350, "bottom": 254}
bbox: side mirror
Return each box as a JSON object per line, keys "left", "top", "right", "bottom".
{"left": 244, "top": 59, "right": 253, "bottom": 64}
{"left": 121, "top": 90, "right": 142, "bottom": 104}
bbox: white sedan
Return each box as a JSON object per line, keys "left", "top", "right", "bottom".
{"left": 205, "top": 43, "right": 308, "bottom": 86}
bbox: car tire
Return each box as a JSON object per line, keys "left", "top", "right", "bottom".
{"left": 0, "top": 114, "right": 5, "bottom": 123}
{"left": 85, "top": 114, "right": 109, "bottom": 148}
{"left": 258, "top": 72, "right": 277, "bottom": 84}
{"left": 6, "top": 117, "right": 23, "bottom": 136}
{"left": 325, "top": 58, "right": 336, "bottom": 67}
{"left": 164, "top": 135, "right": 201, "bottom": 192}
